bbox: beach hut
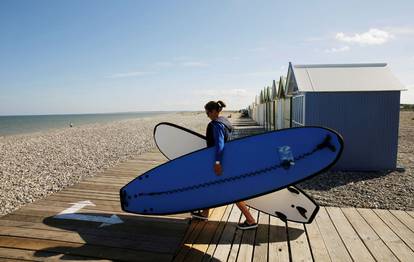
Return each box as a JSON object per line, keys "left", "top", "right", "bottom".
{"left": 265, "top": 86, "right": 273, "bottom": 130}
{"left": 271, "top": 80, "right": 278, "bottom": 130}
{"left": 275, "top": 76, "right": 290, "bottom": 129}
{"left": 285, "top": 62, "right": 405, "bottom": 171}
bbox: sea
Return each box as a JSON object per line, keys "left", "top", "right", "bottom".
{"left": 0, "top": 111, "right": 171, "bottom": 137}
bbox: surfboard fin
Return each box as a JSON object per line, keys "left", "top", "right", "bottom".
{"left": 287, "top": 186, "right": 300, "bottom": 194}
{"left": 274, "top": 211, "right": 287, "bottom": 222}
{"left": 296, "top": 206, "right": 308, "bottom": 219}
{"left": 317, "top": 135, "right": 336, "bottom": 152}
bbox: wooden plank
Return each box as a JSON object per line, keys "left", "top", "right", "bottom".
{"left": 268, "top": 217, "right": 289, "bottom": 262}
{"left": 70, "top": 183, "right": 125, "bottom": 191}
{"left": 44, "top": 192, "right": 119, "bottom": 201}
{"left": 184, "top": 206, "right": 228, "bottom": 261}
{"left": 172, "top": 219, "right": 202, "bottom": 262}
{"left": 373, "top": 209, "right": 414, "bottom": 251}
{"left": 305, "top": 216, "right": 331, "bottom": 262}
{"left": 62, "top": 188, "right": 120, "bottom": 195}
{"left": 226, "top": 210, "right": 243, "bottom": 262}
{"left": 326, "top": 207, "right": 375, "bottom": 261}
{"left": 315, "top": 207, "right": 352, "bottom": 261}
{"left": 0, "top": 246, "right": 111, "bottom": 261}
{"left": 287, "top": 221, "right": 312, "bottom": 262}
{"left": 173, "top": 217, "right": 207, "bottom": 261}
{"left": 0, "top": 215, "right": 187, "bottom": 239}
{"left": 389, "top": 210, "right": 414, "bottom": 232}
{"left": 252, "top": 211, "right": 269, "bottom": 262}
{"left": 6, "top": 202, "right": 188, "bottom": 223}
{"left": 0, "top": 225, "right": 181, "bottom": 254}
{"left": 357, "top": 208, "right": 414, "bottom": 261}
{"left": 211, "top": 205, "right": 242, "bottom": 261}
{"left": 0, "top": 235, "right": 172, "bottom": 262}
{"left": 237, "top": 208, "right": 259, "bottom": 262}
{"left": 201, "top": 204, "right": 233, "bottom": 262}
{"left": 30, "top": 199, "right": 123, "bottom": 213}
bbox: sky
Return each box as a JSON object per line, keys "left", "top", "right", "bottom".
{"left": 1, "top": 0, "right": 414, "bottom": 115}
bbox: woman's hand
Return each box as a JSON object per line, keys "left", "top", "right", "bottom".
{"left": 214, "top": 163, "right": 222, "bottom": 175}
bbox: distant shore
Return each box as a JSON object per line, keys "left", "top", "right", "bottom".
{"left": 0, "top": 111, "right": 179, "bottom": 137}
{"left": 0, "top": 112, "right": 209, "bottom": 216}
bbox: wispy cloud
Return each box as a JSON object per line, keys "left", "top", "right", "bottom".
{"left": 243, "top": 71, "right": 277, "bottom": 77}
{"left": 191, "top": 88, "right": 256, "bottom": 109}
{"left": 324, "top": 46, "right": 350, "bottom": 53}
{"left": 385, "top": 26, "right": 414, "bottom": 36}
{"left": 107, "top": 71, "right": 155, "bottom": 78}
{"left": 154, "top": 61, "right": 174, "bottom": 67}
{"left": 193, "top": 88, "right": 253, "bottom": 97}
{"left": 181, "top": 61, "right": 209, "bottom": 67}
{"left": 401, "top": 84, "right": 414, "bottom": 104}
{"left": 335, "top": 28, "right": 394, "bottom": 45}
{"left": 248, "top": 47, "right": 266, "bottom": 52}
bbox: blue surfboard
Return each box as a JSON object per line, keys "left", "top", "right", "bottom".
{"left": 120, "top": 126, "right": 343, "bottom": 215}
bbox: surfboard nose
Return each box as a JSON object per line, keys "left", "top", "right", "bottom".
{"left": 119, "top": 189, "right": 129, "bottom": 211}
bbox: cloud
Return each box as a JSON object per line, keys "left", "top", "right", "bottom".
{"left": 243, "top": 71, "right": 277, "bottom": 77}
{"left": 107, "top": 71, "right": 155, "bottom": 78}
{"left": 401, "top": 84, "right": 414, "bottom": 104}
{"left": 181, "top": 61, "right": 209, "bottom": 67}
{"left": 385, "top": 26, "right": 414, "bottom": 36}
{"left": 194, "top": 88, "right": 253, "bottom": 97}
{"left": 154, "top": 61, "right": 174, "bottom": 67}
{"left": 335, "top": 28, "right": 394, "bottom": 45}
{"left": 324, "top": 46, "right": 350, "bottom": 53}
{"left": 248, "top": 47, "right": 266, "bottom": 52}
{"left": 191, "top": 88, "right": 256, "bottom": 109}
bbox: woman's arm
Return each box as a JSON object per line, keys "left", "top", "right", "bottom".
{"left": 212, "top": 122, "right": 225, "bottom": 175}
{"left": 213, "top": 122, "right": 225, "bottom": 162}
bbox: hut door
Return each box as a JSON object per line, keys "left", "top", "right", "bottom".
{"left": 277, "top": 101, "right": 283, "bottom": 129}
{"left": 292, "top": 95, "right": 305, "bottom": 127}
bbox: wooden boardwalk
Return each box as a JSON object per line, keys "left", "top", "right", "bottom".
{"left": 173, "top": 205, "right": 414, "bottom": 262}
{"left": 0, "top": 150, "right": 191, "bottom": 261}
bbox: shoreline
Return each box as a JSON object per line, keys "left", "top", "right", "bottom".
{"left": 0, "top": 111, "right": 178, "bottom": 138}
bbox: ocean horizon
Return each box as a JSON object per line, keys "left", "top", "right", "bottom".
{"left": 0, "top": 111, "right": 177, "bottom": 136}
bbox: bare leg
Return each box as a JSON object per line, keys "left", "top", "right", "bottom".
{"left": 236, "top": 201, "right": 256, "bottom": 224}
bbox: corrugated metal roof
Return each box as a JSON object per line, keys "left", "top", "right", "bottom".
{"left": 289, "top": 62, "right": 406, "bottom": 93}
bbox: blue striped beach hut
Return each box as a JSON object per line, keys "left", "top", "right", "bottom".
{"left": 285, "top": 62, "right": 405, "bottom": 171}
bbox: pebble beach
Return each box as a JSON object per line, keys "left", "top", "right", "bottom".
{"left": 0, "top": 111, "right": 413, "bottom": 216}
{"left": 0, "top": 112, "right": 209, "bottom": 216}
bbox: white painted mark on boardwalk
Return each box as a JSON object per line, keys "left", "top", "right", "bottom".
{"left": 54, "top": 200, "right": 124, "bottom": 227}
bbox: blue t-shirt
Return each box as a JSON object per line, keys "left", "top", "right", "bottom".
{"left": 206, "top": 120, "right": 229, "bottom": 162}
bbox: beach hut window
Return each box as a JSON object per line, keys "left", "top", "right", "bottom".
{"left": 292, "top": 95, "right": 305, "bottom": 127}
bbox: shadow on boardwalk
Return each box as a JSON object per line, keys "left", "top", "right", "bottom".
{"left": 33, "top": 213, "right": 303, "bottom": 261}
{"left": 31, "top": 213, "right": 187, "bottom": 261}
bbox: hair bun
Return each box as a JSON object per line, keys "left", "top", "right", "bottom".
{"left": 217, "top": 100, "right": 226, "bottom": 108}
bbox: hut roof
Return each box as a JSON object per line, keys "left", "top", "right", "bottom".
{"left": 271, "top": 80, "right": 278, "bottom": 100}
{"left": 286, "top": 62, "right": 405, "bottom": 95}
{"left": 277, "top": 76, "right": 287, "bottom": 98}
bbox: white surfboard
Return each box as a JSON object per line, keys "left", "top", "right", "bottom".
{"left": 154, "top": 122, "right": 319, "bottom": 223}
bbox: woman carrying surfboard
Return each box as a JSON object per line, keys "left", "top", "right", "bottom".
{"left": 191, "top": 100, "right": 258, "bottom": 230}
